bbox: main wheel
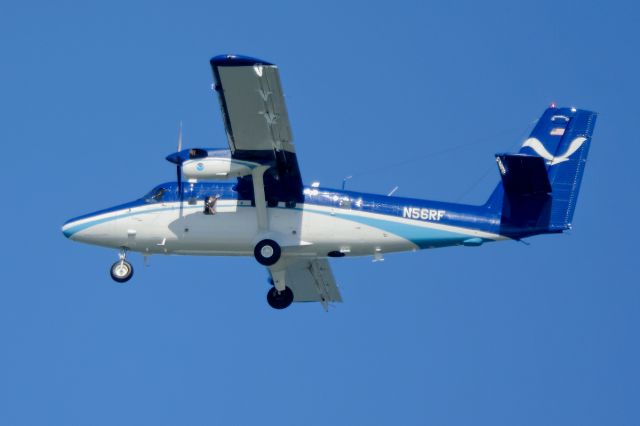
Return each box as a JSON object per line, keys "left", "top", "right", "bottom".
{"left": 267, "top": 286, "right": 294, "bottom": 309}
{"left": 110, "top": 260, "right": 134, "bottom": 283}
{"left": 254, "top": 239, "right": 281, "bottom": 266}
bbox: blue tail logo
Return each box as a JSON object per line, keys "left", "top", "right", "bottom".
{"left": 522, "top": 136, "right": 588, "bottom": 165}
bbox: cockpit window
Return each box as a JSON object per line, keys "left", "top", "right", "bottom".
{"left": 144, "top": 187, "right": 167, "bottom": 203}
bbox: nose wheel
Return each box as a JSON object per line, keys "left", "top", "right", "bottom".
{"left": 267, "top": 286, "right": 294, "bottom": 309}
{"left": 110, "top": 260, "right": 134, "bottom": 283}
{"left": 110, "top": 248, "right": 134, "bottom": 283}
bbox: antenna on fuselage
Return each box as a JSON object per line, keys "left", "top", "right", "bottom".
{"left": 341, "top": 175, "right": 352, "bottom": 190}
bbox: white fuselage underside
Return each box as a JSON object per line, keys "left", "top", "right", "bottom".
{"left": 63, "top": 200, "right": 505, "bottom": 257}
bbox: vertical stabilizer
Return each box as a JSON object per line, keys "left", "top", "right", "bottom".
{"left": 486, "top": 106, "right": 597, "bottom": 237}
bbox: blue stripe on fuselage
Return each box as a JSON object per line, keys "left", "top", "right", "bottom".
{"left": 63, "top": 199, "right": 148, "bottom": 226}
{"left": 63, "top": 205, "right": 200, "bottom": 238}
{"left": 62, "top": 181, "right": 503, "bottom": 239}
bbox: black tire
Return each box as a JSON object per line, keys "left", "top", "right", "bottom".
{"left": 266, "top": 286, "right": 294, "bottom": 310}
{"left": 254, "top": 239, "right": 281, "bottom": 266}
{"left": 110, "top": 260, "right": 134, "bottom": 283}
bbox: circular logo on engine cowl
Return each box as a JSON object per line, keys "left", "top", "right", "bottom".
{"left": 196, "top": 162, "right": 204, "bottom": 171}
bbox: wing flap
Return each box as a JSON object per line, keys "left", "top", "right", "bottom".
{"left": 270, "top": 258, "right": 343, "bottom": 309}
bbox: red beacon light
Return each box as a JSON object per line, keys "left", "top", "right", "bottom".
{"left": 550, "top": 102, "right": 557, "bottom": 108}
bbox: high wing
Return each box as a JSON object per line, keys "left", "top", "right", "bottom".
{"left": 270, "top": 258, "right": 343, "bottom": 310}
{"left": 210, "top": 54, "right": 304, "bottom": 205}
{"left": 211, "top": 55, "right": 342, "bottom": 310}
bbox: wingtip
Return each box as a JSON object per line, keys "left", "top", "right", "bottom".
{"left": 210, "top": 54, "right": 274, "bottom": 67}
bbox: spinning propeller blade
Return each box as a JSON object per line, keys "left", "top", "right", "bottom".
{"left": 176, "top": 122, "right": 184, "bottom": 209}
{"left": 177, "top": 164, "right": 182, "bottom": 192}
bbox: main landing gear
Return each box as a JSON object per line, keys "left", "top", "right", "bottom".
{"left": 110, "top": 248, "right": 134, "bottom": 283}
{"left": 258, "top": 241, "right": 292, "bottom": 309}
{"left": 267, "top": 287, "right": 293, "bottom": 309}
{"left": 266, "top": 279, "right": 294, "bottom": 309}
{"left": 254, "top": 239, "right": 281, "bottom": 266}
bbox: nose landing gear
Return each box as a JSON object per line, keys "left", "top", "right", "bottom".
{"left": 110, "top": 248, "right": 134, "bottom": 283}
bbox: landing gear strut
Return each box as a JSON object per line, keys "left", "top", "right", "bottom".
{"left": 254, "top": 239, "right": 281, "bottom": 266}
{"left": 267, "top": 286, "right": 294, "bottom": 309}
{"left": 110, "top": 248, "right": 134, "bottom": 283}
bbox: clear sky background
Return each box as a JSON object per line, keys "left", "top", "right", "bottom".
{"left": 1, "top": 1, "right": 639, "bottom": 425}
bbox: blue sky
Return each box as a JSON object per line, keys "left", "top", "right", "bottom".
{"left": 1, "top": 1, "right": 639, "bottom": 425}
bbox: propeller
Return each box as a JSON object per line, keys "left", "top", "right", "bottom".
{"left": 176, "top": 122, "right": 184, "bottom": 212}
{"left": 165, "top": 123, "right": 208, "bottom": 214}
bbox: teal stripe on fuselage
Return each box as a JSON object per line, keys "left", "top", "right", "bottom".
{"left": 63, "top": 202, "right": 485, "bottom": 248}
{"left": 301, "top": 207, "right": 475, "bottom": 249}
{"left": 62, "top": 205, "right": 201, "bottom": 238}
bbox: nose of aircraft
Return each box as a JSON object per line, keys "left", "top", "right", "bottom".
{"left": 61, "top": 213, "right": 109, "bottom": 244}
{"left": 62, "top": 199, "right": 142, "bottom": 245}
{"left": 61, "top": 210, "right": 104, "bottom": 241}
{"left": 62, "top": 217, "right": 82, "bottom": 239}
{"left": 62, "top": 200, "right": 137, "bottom": 245}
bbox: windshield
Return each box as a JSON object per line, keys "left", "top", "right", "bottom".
{"left": 143, "top": 186, "right": 167, "bottom": 203}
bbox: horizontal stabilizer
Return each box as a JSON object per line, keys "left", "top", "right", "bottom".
{"left": 495, "top": 154, "right": 551, "bottom": 196}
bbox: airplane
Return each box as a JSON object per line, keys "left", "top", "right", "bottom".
{"left": 62, "top": 54, "right": 598, "bottom": 310}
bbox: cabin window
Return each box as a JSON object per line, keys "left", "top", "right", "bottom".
{"left": 338, "top": 197, "right": 352, "bottom": 209}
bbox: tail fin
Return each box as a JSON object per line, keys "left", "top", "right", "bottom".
{"left": 486, "top": 106, "right": 598, "bottom": 237}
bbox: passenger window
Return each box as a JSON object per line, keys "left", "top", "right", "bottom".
{"left": 339, "top": 197, "right": 352, "bottom": 209}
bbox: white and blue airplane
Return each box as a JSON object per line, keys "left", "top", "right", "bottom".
{"left": 62, "top": 54, "right": 597, "bottom": 310}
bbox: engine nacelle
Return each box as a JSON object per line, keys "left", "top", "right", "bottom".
{"left": 182, "top": 155, "right": 258, "bottom": 180}
{"left": 166, "top": 148, "right": 260, "bottom": 180}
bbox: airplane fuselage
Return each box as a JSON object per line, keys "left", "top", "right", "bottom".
{"left": 59, "top": 49, "right": 596, "bottom": 310}
{"left": 62, "top": 181, "right": 507, "bottom": 258}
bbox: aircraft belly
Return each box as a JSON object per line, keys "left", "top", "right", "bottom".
{"left": 296, "top": 208, "right": 417, "bottom": 255}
